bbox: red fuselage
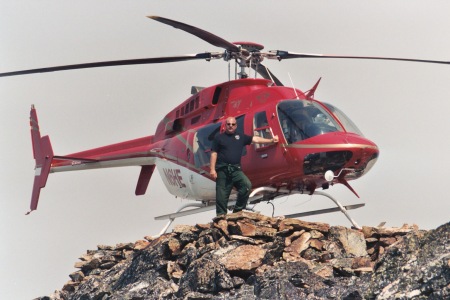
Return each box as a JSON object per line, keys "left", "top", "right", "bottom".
{"left": 46, "top": 78, "right": 378, "bottom": 204}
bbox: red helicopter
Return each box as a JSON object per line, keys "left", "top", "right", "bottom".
{"left": 2, "top": 16, "right": 449, "bottom": 233}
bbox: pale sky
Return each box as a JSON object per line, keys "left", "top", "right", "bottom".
{"left": 1, "top": 1, "right": 450, "bottom": 298}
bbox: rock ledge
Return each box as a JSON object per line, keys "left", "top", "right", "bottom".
{"left": 36, "top": 212, "right": 449, "bottom": 299}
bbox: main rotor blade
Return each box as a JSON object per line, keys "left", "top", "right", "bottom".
{"left": 148, "top": 16, "right": 240, "bottom": 53}
{"left": 275, "top": 51, "right": 450, "bottom": 65}
{"left": 0, "top": 53, "right": 212, "bottom": 77}
{"left": 251, "top": 63, "right": 284, "bottom": 86}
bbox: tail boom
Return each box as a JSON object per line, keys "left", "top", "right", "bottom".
{"left": 27, "top": 105, "right": 157, "bottom": 214}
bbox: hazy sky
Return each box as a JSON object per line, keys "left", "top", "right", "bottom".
{"left": 1, "top": 1, "right": 450, "bottom": 298}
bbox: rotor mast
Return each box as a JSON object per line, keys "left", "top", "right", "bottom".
{"left": 225, "top": 42, "right": 265, "bottom": 80}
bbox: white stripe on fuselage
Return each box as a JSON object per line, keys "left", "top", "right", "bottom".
{"left": 50, "top": 157, "right": 157, "bottom": 173}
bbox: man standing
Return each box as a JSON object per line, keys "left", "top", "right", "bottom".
{"left": 210, "top": 116, "right": 279, "bottom": 217}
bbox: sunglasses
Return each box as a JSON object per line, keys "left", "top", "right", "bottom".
{"left": 226, "top": 123, "right": 236, "bottom": 126}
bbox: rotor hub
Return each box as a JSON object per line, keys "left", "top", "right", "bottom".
{"left": 232, "top": 41, "right": 264, "bottom": 52}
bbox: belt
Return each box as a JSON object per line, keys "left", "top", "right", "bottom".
{"left": 217, "top": 163, "right": 241, "bottom": 173}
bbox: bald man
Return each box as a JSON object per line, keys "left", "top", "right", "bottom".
{"left": 210, "top": 117, "right": 279, "bottom": 217}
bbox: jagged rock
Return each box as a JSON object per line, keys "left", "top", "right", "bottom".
{"left": 279, "top": 218, "right": 330, "bottom": 233}
{"left": 134, "top": 239, "right": 150, "bottom": 250}
{"left": 173, "top": 224, "right": 198, "bottom": 234}
{"left": 285, "top": 229, "right": 305, "bottom": 246}
{"left": 310, "top": 238, "right": 324, "bottom": 251}
{"left": 69, "top": 270, "right": 84, "bottom": 282}
{"left": 168, "top": 237, "right": 182, "bottom": 256}
{"left": 283, "top": 231, "right": 311, "bottom": 261}
{"left": 225, "top": 211, "right": 271, "bottom": 222}
{"left": 61, "top": 281, "right": 78, "bottom": 292}
{"left": 167, "top": 260, "right": 184, "bottom": 279}
{"left": 97, "top": 244, "right": 114, "bottom": 250}
{"left": 229, "top": 234, "right": 263, "bottom": 245}
{"left": 115, "top": 242, "right": 134, "bottom": 250}
{"left": 366, "top": 222, "right": 450, "bottom": 299}
{"left": 253, "top": 261, "right": 312, "bottom": 299}
{"left": 330, "top": 226, "right": 368, "bottom": 257}
{"left": 213, "top": 218, "right": 229, "bottom": 236}
{"left": 35, "top": 213, "right": 450, "bottom": 299}
{"left": 219, "top": 244, "right": 266, "bottom": 272}
{"left": 177, "top": 256, "right": 234, "bottom": 297}
{"left": 177, "top": 244, "right": 199, "bottom": 268}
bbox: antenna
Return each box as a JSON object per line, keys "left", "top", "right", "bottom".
{"left": 288, "top": 72, "right": 299, "bottom": 99}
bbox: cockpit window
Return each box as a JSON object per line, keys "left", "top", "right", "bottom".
{"left": 277, "top": 100, "right": 342, "bottom": 144}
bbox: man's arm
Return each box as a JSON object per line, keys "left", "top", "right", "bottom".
{"left": 210, "top": 151, "right": 218, "bottom": 179}
{"left": 252, "top": 134, "right": 279, "bottom": 144}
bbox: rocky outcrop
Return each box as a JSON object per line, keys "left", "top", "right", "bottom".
{"left": 36, "top": 212, "right": 449, "bottom": 299}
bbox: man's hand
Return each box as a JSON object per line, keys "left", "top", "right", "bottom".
{"left": 210, "top": 151, "right": 218, "bottom": 179}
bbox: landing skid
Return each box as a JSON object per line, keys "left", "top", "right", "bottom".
{"left": 249, "top": 188, "right": 364, "bottom": 229}
{"left": 284, "top": 203, "right": 364, "bottom": 218}
{"left": 154, "top": 188, "right": 364, "bottom": 235}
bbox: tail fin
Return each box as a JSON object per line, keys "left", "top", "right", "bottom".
{"left": 27, "top": 105, "right": 54, "bottom": 214}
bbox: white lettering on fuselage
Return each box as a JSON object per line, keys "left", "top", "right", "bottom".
{"left": 163, "top": 168, "right": 186, "bottom": 188}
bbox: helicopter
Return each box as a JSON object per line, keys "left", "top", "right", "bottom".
{"left": 2, "top": 16, "right": 449, "bottom": 234}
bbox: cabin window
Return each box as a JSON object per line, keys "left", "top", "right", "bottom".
{"left": 235, "top": 115, "right": 247, "bottom": 157}
{"left": 191, "top": 115, "right": 201, "bottom": 125}
{"left": 253, "top": 111, "right": 273, "bottom": 149}
{"left": 212, "top": 87, "right": 222, "bottom": 105}
{"left": 193, "top": 123, "right": 221, "bottom": 168}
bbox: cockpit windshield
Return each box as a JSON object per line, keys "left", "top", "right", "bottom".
{"left": 324, "top": 103, "right": 364, "bottom": 136}
{"left": 277, "top": 100, "right": 343, "bottom": 144}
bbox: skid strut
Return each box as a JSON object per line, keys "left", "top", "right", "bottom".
{"left": 313, "top": 191, "right": 362, "bottom": 229}
{"left": 249, "top": 187, "right": 363, "bottom": 229}
{"left": 155, "top": 202, "right": 209, "bottom": 236}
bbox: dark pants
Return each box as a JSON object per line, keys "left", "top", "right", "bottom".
{"left": 215, "top": 164, "right": 252, "bottom": 216}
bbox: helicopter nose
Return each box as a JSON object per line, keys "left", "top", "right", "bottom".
{"left": 340, "top": 133, "right": 379, "bottom": 176}
{"left": 300, "top": 132, "right": 379, "bottom": 179}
